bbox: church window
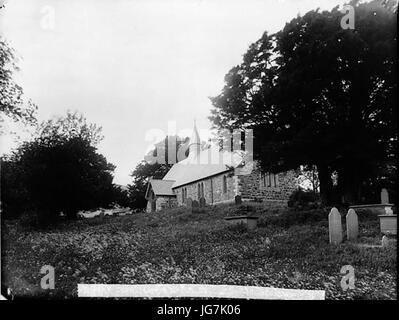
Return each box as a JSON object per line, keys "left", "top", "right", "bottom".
{"left": 260, "top": 173, "right": 279, "bottom": 188}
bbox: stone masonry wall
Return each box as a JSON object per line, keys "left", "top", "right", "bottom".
{"left": 156, "top": 196, "right": 177, "bottom": 211}
{"left": 147, "top": 196, "right": 177, "bottom": 212}
{"left": 174, "top": 170, "right": 237, "bottom": 206}
{"left": 172, "top": 164, "right": 298, "bottom": 209}
{"left": 237, "top": 164, "right": 298, "bottom": 207}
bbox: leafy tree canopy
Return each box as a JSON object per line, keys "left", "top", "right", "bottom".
{"left": 0, "top": 38, "right": 37, "bottom": 131}
{"left": 209, "top": 0, "right": 397, "bottom": 204}
{"left": 1, "top": 112, "right": 116, "bottom": 223}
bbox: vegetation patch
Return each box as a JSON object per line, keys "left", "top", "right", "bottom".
{"left": 2, "top": 204, "right": 396, "bottom": 300}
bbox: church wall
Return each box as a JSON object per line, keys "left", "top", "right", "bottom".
{"left": 173, "top": 166, "right": 298, "bottom": 209}
{"left": 146, "top": 196, "right": 177, "bottom": 213}
{"left": 237, "top": 164, "right": 298, "bottom": 208}
{"left": 174, "top": 169, "right": 237, "bottom": 206}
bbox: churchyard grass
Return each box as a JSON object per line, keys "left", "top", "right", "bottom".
{"left": 2, "top": 203, "right": 396, "bottom": 299}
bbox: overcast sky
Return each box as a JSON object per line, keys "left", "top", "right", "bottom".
{"left": 0, "top": 0, "right": 347, "bottom": 185}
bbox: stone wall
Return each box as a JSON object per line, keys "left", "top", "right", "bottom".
{"left": 174, "top": 170, "right": 237, "bottom": 206}
{"left": 237, "top": 165, "right": 298, "bottom": 204}
{"left": 171, "top": 163, "right": 298, "bottom": 209}
{"left": 146, "top": 196, "right": 177, "bottom": 212}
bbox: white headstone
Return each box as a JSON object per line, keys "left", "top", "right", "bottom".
{"left": 346, "top": 209, "right": 359, "bottom": 241}
{"left": 329, "top": 207, "right": 343, "bottom": 245}
{"left": 381, "top": 188, "right": 389, "bottom": 204}
{"left": 381, "top": 235, "right": 390, "bottom": 247}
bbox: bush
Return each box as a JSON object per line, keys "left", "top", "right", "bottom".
{"left": 258, "top": 208, "right": 329, "bottom": 228}
{"left": 288, "top": 189, "right": 322, "bottom": 210}
{"left": 18, "top": 209, "right": 59, "bottom": 230}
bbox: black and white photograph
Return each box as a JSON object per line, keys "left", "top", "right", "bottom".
{"left": 0, "top": 0, "right": 397, "bottom": 305}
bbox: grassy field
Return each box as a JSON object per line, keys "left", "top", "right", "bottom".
{"left": 2, "top": 203, "right": 397, "bottom": 300}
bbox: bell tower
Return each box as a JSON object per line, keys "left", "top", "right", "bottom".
{"left": 188, "top": 120, "right": 201, "bottom": 158}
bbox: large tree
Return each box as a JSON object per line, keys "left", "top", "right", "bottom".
{"left": 210, "top": 0, "right": 397, "bottom": 204}
{"left": 1, "top": 112, "right": 116, "bottom": 222}
{"left": 0, "top": 37, "right": 37, "bottom": 130}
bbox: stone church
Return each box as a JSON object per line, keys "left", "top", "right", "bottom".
{"left": 145, "top": 124, "right": 298, "bottom": 212}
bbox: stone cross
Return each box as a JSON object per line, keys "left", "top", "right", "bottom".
{"left": 346, "top": 209, "right": 359, "bottom": 241}
{"left": 381, "top": 188, "right": 389, "bottom": 204}
{"left": 235, "top": 195, "right": 242, "bottom": 205}
{"left": 329, "top": 207, "right": 343, "bottom": 245}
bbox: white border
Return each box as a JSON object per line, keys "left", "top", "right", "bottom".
{"left": 78, "top": 284, "right": 325, "bottom": 300}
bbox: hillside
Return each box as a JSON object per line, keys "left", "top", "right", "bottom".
{"left": 2, "top": 203, "right": 397, "bottom": 300}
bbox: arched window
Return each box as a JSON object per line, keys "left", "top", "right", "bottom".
{"left": 201, "top": 182, "right": 205, "bottom": 197}
{"left": 223, "top": 175, "right": 227, "bottom": 194}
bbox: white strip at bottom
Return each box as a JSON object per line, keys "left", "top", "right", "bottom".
{"left": 78, "top": 284, "right": 325, "bottom": 300}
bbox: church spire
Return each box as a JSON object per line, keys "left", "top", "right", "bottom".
{"left": 188, "top": 120, "right": 201, "bottom": 157}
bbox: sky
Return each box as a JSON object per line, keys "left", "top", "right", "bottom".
{"left": 0, "top": 0, "right": 347, "bottom": 185}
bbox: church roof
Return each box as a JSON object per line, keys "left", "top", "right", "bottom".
{"left": 163, "top": 145, "right": 245, "bottom": 188}
{"left": 145, "top": 179, "right": 176, "bottom": 197}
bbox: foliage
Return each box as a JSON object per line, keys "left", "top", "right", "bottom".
{"left": 36, "top": 111, "right": 103, "bottom": 147}
{"left": 288, "top": 188, "right": 322, "bottom": 210}
{"left": 1, "top": 112, "right": 116, "bottom": 223}
{"left": 258, "top": 207, "right": 329, "bottom": 228}
{"left": 297, "top": 165, "right": 320, "bottom": 192}
{"left": 209, "top": 1, "right": 397, "bottom": 205}
{"left": 0, "top": 37, "right": 37, "bottom": 130}
{"left": 2, "top": 204, "right": 396, "bottom": 299}
{"left": 111, "top": 185, "right": 131, "bottom": 208}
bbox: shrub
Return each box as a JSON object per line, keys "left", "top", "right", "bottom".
{"left": 18, "top": 209, "right": 59, "bottom": 230}
{"left": 258, "top": 208, "right": 329, "bottom": 228}
{"left": 288, "top": 189, "right": 322, "bottom": 210}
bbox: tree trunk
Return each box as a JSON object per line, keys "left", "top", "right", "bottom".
{"left": 317, "top": 163, "right": 333, "bottom": 205}
{"left": 337, "top": 161, "right": 362, "bottom": 205}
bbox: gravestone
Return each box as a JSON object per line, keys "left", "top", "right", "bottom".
{"left": 199, "top": 197, "right": 206, "bottom": 208}
{"left": 381, "top": 188, "right": 389, "bottom": 204}
{"left": 186, "top": 197, "right": 193, "bottom": 209}
{"left": 329, "top": 207, "right": 343, "bottom": 245}
{"left": 346, "top": 209, "right": 359, "bottom": 241}
{"left": 381, "top": 235, "right": 390, "bottom": 247}
{"left": 235, "top": 195, "right": 242, "bottom": 205}
{"left": 99, "top": 209, "right": 105, "bottom": 218}
{"left": 192, "top": 200, "right": 199, "bottom": 213}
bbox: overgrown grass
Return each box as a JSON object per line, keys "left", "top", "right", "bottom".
{"left": 2, "top": 203, "right": 396, "bottom": 300}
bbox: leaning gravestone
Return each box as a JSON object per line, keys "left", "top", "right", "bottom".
{"left": 346, "top": 209, "right": 359, "bottom": 241}
{"left": 381, "top": 188, "right": 389, "bottom": 204}
{"left": 199, "top": 197, "right": 206, "bottom": 208}
{"left": 235, "top": 195, "right": 242, "bottom": 205}
{"left": 329, "top": 207, "right": 343, "bottom": 245}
